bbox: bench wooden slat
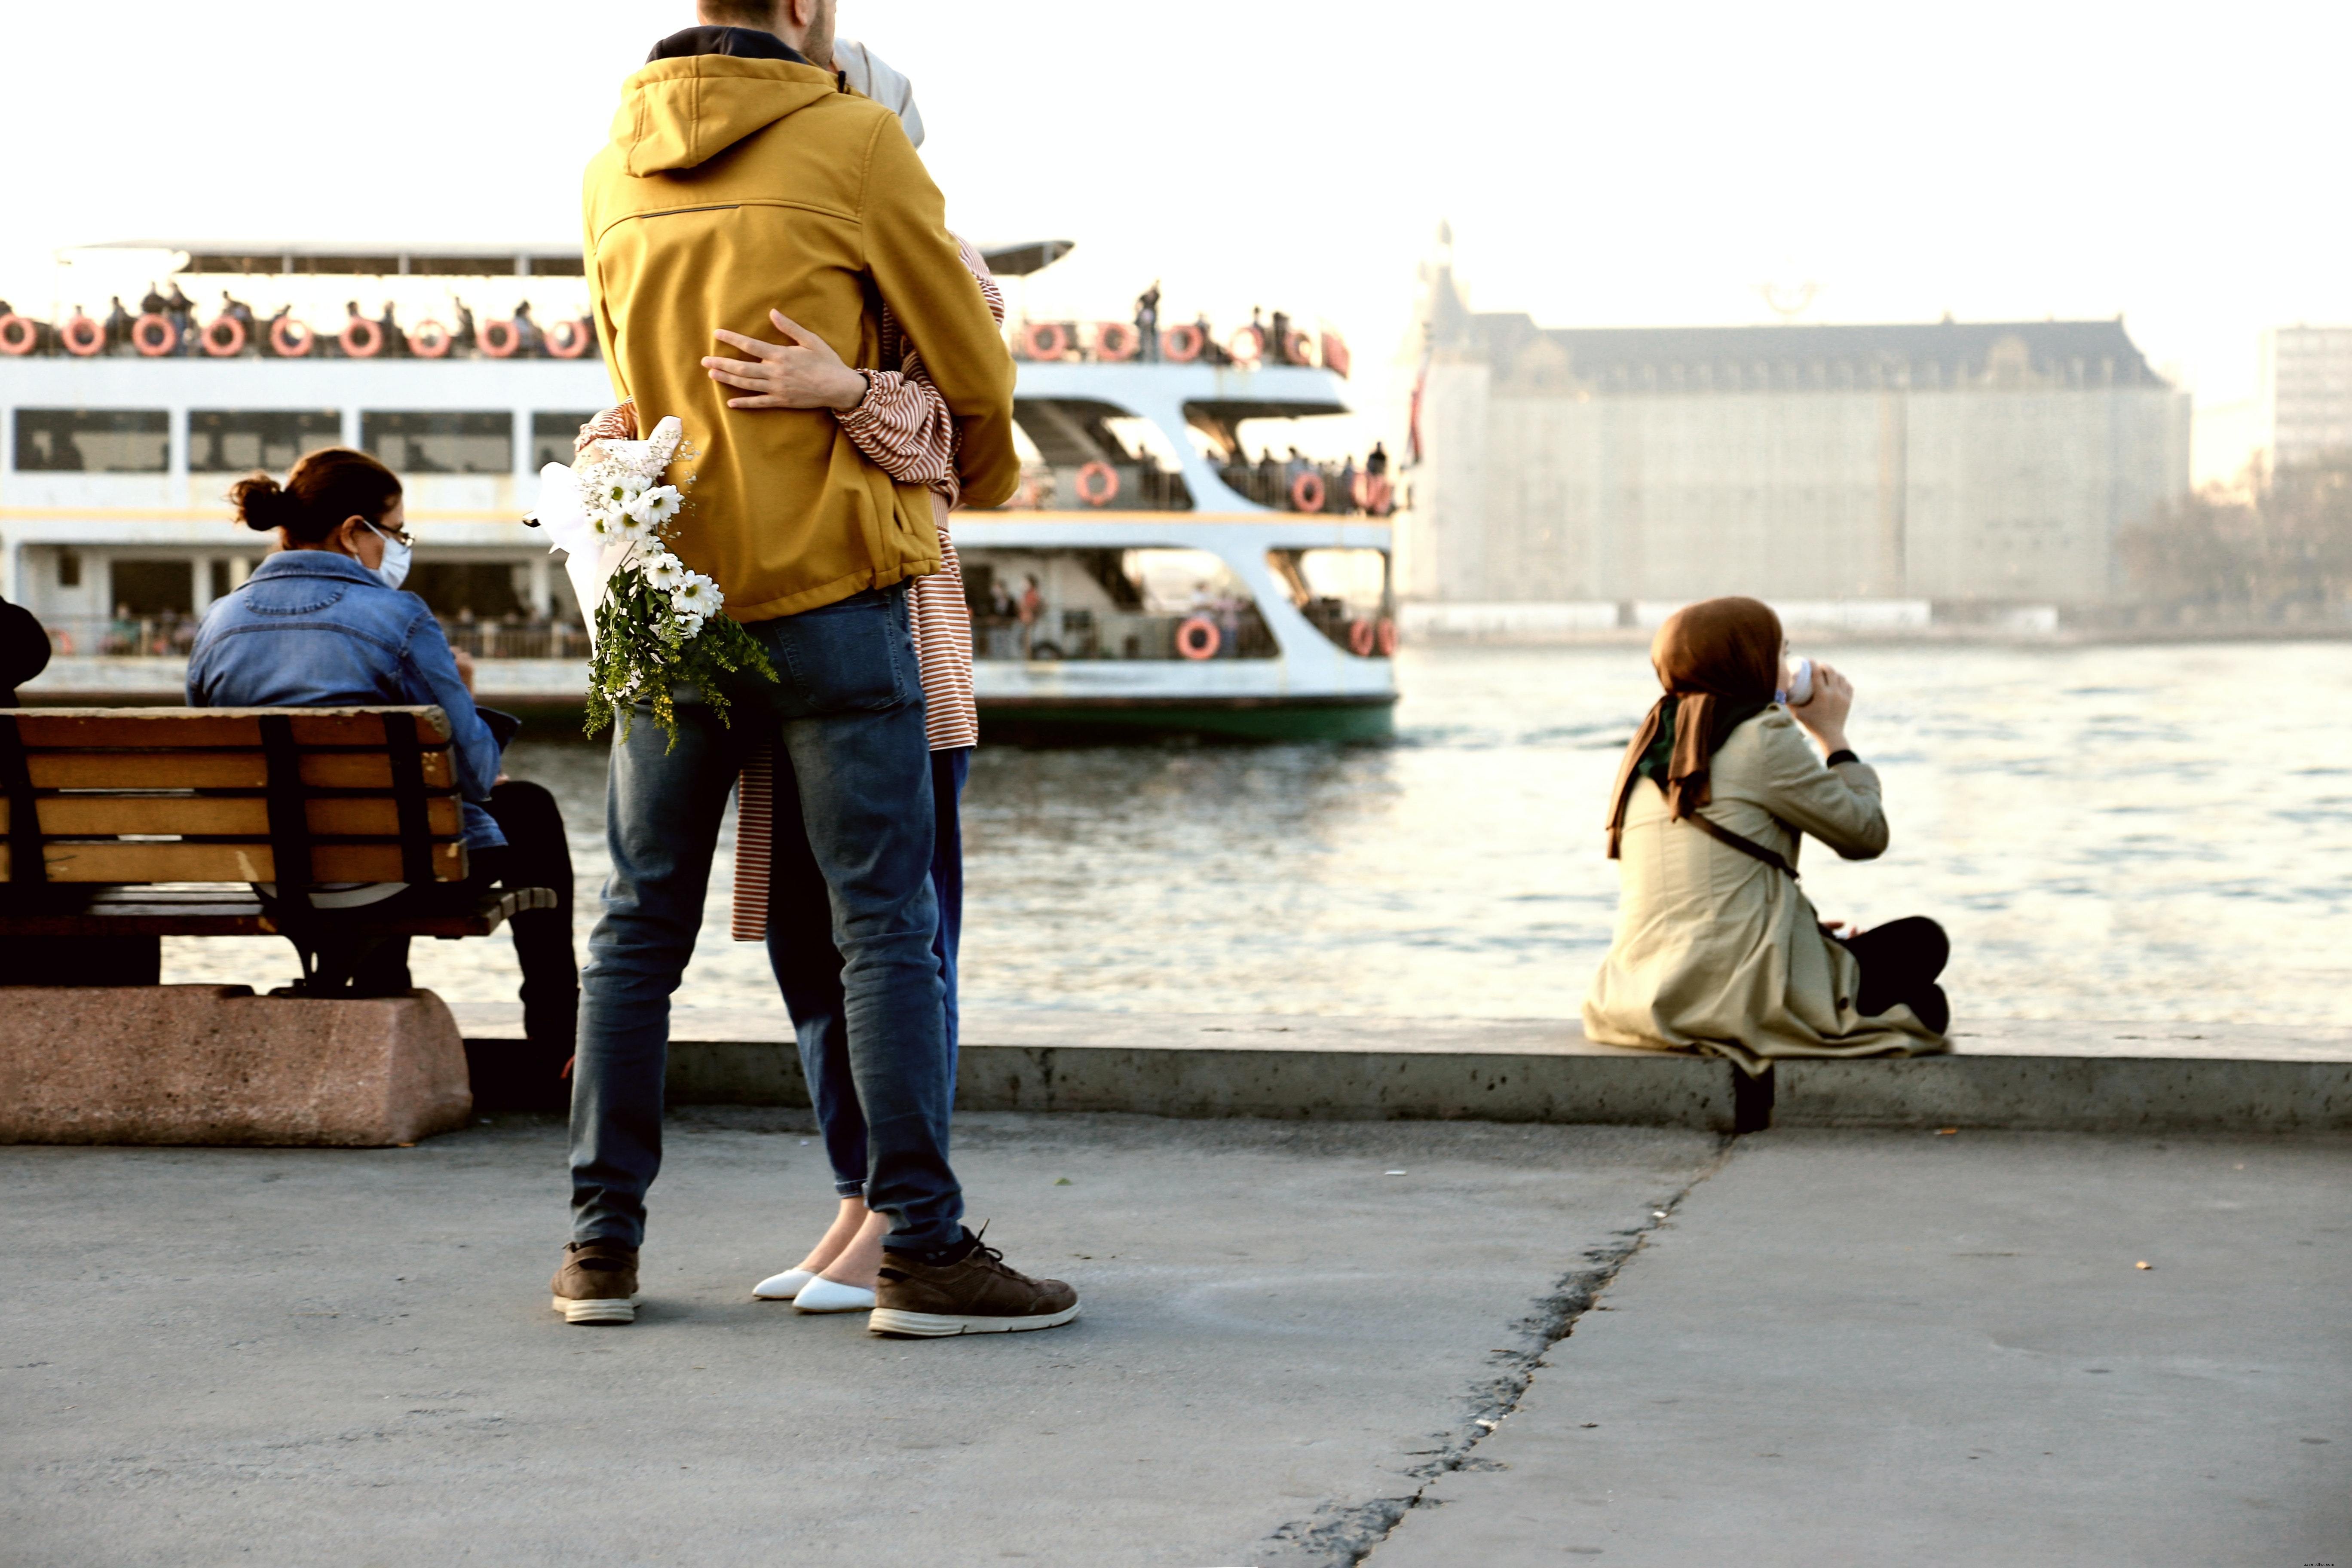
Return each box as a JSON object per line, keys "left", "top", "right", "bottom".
{"left": 4, "top": 840, "right": 466, "bottom": 884}
{"left": 8, "top": 707, "right": 454, "bottom": 750}
{"left": 0, "top": 884, "right": 551, "bottom": 938}
{"left": 1, "top": 794, "right": 463, "bottom": 839}
{"left": 26, "top": 750, "right": 456, "bottom": 790}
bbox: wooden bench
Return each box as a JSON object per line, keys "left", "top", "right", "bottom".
{"left": 0, "top": 706, "right": 553, "bottom": 993}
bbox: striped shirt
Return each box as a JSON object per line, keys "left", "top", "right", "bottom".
{"left": 576, "top": 237, "right": 1001, "bottom": 941}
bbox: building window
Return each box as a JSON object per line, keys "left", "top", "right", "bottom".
{"left": 532, "top": 412, "right": 601, "bottom": 470}
{"left": 361, "top": 411, "right": 514, "bottom": 474}
{"left": 189, "top": 410, "right": 343, "bottom": 473}
{"left": 58, "top": 550, "right": 82, "bottom": 588}
{"left": 13, "top": 409, "right": 169, "bottom": 473}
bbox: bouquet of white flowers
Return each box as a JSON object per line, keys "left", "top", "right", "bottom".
{"left": 528, "top": 415, "right": 775, "bottom": 746}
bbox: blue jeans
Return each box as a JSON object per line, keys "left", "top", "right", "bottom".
{"left": 568, "top": 585, "right": 960, "bottom": 1252}
{"left": 768, "top": 746, "right": 968, "bottom": 1198}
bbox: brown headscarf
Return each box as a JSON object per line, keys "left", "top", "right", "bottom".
{"left": 1605, "top": 597, "right": 1782, "bottom": 857}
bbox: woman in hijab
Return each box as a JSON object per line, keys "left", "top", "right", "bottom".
{"left": 1583, "top": 596, "right": 1948, "bottom": 1073}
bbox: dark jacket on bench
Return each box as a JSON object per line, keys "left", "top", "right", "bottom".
{"left": 186, "top": 552, "right": 508, "bottom": 848}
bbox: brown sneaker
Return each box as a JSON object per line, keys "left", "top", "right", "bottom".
{"left": 549, "top": 1240, "right": 641, "bottom": 1325}
{"left": 868, "top": 1229, "right": 1079, "bottom": 1338}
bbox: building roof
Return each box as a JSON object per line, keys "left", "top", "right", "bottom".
{"left": 1419, "top": 267, "right": 2169, "bottom": 392}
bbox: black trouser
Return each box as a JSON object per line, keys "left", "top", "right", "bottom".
{"left": 1838, "top": 916, "right": 1951, "bottom": 1035}
{"left": 349, "top": 780, "right": 578, "bottom": 1047}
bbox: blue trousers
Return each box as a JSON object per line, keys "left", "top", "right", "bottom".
{"left": 768, "top": 746, "right": 968, "bottom": 1199}
{"left": 567, "top": 585, "right": 960, "bottom": 1252}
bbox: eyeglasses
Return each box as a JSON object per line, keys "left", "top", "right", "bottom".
{"left": 365, "top": 520, "right": 416, "bottom": 548}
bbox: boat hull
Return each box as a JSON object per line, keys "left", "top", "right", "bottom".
{"left": 978, "top": 693, "right": 1395, "bottom": 744}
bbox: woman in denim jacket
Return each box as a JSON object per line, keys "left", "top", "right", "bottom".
{"left": 187, "top": 447, "right": 578, "bottom": 1088}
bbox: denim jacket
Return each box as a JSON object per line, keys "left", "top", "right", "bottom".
{"left": 187, "top": 551, "right": 508, "bottom": 848}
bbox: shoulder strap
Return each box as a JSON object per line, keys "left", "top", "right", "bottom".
{"left": 1683, "top": 810, "right": 1799, "bottom": 879}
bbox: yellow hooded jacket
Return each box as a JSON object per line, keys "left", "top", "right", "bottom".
{"left": 582, "top": 55, "right": 1019, "bottom": 621}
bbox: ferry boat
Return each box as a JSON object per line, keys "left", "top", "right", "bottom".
{"left": 0, "top": 240, "right": 1398, "bottom": 740}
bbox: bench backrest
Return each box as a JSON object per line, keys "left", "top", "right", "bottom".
{"left": 0, "top": 707, "right": 466, "bottom": 887}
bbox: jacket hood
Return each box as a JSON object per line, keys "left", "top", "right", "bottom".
{"left": 609, "top": 55, "right": 839, "bottom": 177}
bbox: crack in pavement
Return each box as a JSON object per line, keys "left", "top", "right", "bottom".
{"left": 1256, "top": 1136, "right": 1744, "bottom": 1567}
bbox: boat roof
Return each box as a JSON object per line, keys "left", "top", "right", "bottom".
{"left": 62, "top": 237, "right": 1078, "bottom": 283}
{"left": 63, "top": 241, "right": 585, "bottom": 278}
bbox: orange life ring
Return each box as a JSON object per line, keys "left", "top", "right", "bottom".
{"left": 479, "top": 318, "right": 521, "bottom": 358}
{"left": 1175, "top": 616, "right": 1221, "bottom": 660}
{"left": 1282, "top": 329, "right": 1315, "bottom": 367}
{"left": 1021, "top": 320, "right": 1068, "bottom": 361}
{"left": 1320, "top": 331, "right": 1352, "bottom": 378}
{"left": 1094, "top": 321, "right": 1138, "bottom": 361}
{"left": 1352, "top": 472, "right": 1393, "bottom": 514}
{"left": 200, "top": 314, "right": 246, "bottom": 357}
{"left": 1161, "top": 323, "right": 1204, "bottom": 362}
{"left": 340, "top": 317, "right": 385, "bottom": 358}
{"left": 1228, "top": 324, "right": 1264, "bottom": 363}
{"left": 269, "top": 315, "right": 314, "bottom": 357}
{"left": 1289, "top": 470, "right": 1326, "bottom": 513}
{"left": 132, "top": 313, "right": 177, "bottom": 357}
{"left": 60, "top": 315, "right": 104, "bottom": 356}
{"left": 409, "top": 318, "right": 452, "bottom": 358}
{"left": 547, "top": 318, "right": 592, "bottom": 359}
{"left": 1075, "top": 460, "right": 1120, "bottom": 507}
{"left": 1376, "top": 616, "right": 1398, "bottom": 655}
{"left": 1347, "top": 618, "right": 1376, "bottom": 657}
{"left": 0, "top": 314, "right": 36, "bottom": 356}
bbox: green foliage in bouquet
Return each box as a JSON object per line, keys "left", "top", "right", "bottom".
{"left": 585, "top": 565, "right": 779, "bottom": 748}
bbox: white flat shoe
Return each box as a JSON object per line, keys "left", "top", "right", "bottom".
{"left": 753, "top": 1268, "right": 818, "bottom": 1301}
{"left": 792, "top": 1276, "right": 878, "bottom": 1314}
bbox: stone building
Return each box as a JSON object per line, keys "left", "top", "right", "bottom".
{"left": 2262, "top": 325, "right": 2352, "bottom": 471}
{"left": 1400, "top": 268, "right": 2189, "bottom": 607}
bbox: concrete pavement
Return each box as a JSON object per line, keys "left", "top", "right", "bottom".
{"left": 1, "top": 1112, "right": 1713, "bottom": 1568}
{"left": 1370, "top": 1129, "right": 2352, "bottom": 1568}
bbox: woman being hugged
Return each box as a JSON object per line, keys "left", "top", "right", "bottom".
{"left": 1583, "top": 596, "right": 1948, "bottom": 1074}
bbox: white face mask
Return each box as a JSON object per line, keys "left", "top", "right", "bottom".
{"left": 363, "top": 521, "right": 412, "bottom": 591}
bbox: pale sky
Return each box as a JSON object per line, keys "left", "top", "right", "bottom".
{"left": 6, "top": 0, "right": 2348, "bottom": 429}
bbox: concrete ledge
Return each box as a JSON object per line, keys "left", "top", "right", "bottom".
{"left": 451, "top": 1005, "right": 2352, "bottom": 1134}
{"left": 1776, "top": 1054, "right": 2352, "bottom": 1133}
{"left": 1, "top": 985, "right": 472, "bottom": 1147}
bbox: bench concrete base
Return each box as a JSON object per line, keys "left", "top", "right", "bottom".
{"left": 0, "top": 986, "right": 472, "bottom": 1147}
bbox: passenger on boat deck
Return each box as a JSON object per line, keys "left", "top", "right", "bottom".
{"left": 185, "top": 447, "right": 580, "bottom": 1090}
{"left": 1582, "top": 596, "right": 1951, "bottom": 1076}
{"left": 1135, "top": 280, "right": 1161, "bottom": 361}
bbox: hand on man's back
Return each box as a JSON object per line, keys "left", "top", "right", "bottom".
{"left": 702, "top": 309, "right": 869, "bottom": 411}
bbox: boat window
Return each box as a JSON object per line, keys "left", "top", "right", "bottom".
{"left": 110, "top": 559, "right": 194, "bottom": 615}
{"left": 189, "top": 410, "right": 342, "bottom": 473}
{"left": 1008, "top": 398, "right": 1191, "bottom": 511}
{"left": 361, "top": 411, "right": 514, "bottom": 475}
{"left": 532, "top": 412, "right": 602, "bottom": 470}
{"left": 1268, "top": 548, "right": 1395, "bottom": 656}
{"left": 962, "top": 547, "right": 1276, "bottom": 661}
{"left": 13, "top": 409, "right": 169, "bottom": 473}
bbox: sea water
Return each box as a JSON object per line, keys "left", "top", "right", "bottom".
{"left": 160, "top": 640, "right": 2352, "bottom": 1028}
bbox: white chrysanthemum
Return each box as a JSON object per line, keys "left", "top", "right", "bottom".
{"left": 631, "top": 485, "right": 682, "bottom": 527}
{"left": 670, "top": 573, "right": 721, "bottom": 619}
{"left": 640, "top": 551, "right": 686, "bottom": 592}
{"left": 588, "top": 507, "right": 626, "bottom": 539}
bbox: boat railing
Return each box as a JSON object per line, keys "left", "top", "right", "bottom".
{"left": 41, "top": 614, "right": 591, "bottom": 661}
{"left": 1011, "top": 316, "right": 1351, "bottom": 376}
{"left": 0, "top": 304, "right": 598, "bottom": 362}
{"left": 1216, "top": 459, "right": 1396, "bottom": 517}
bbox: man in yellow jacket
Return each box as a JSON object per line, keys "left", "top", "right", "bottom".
{"left": 556, "top": 0, "right": 1078, "bottom": 1339}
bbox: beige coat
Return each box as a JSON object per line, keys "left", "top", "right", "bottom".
{"left": 1582, "top": 707, "right": 1948, "bottom": 1072}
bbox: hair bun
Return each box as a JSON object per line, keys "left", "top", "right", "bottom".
{"left": 228, "top": 473, "right": 299, "bottom": 533}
